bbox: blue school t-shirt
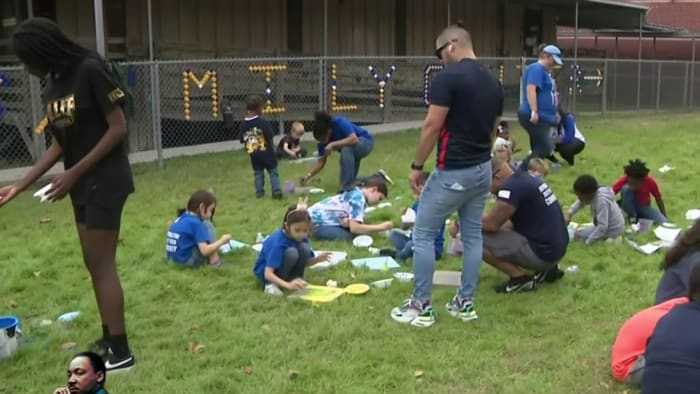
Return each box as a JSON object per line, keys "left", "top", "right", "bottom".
{"left": 496, "top": 171, "right": 568, "bottom": 262}
{"left": 519, "top": 62, "right": 557, "bottom": 125}
{"left": 253, "top": 229, "right": 314, "bottom": 284}
{"left": 317, "top": 117, "right": 372, "bottom": 156}
{"left": 642, "top": 302, "right": 700, "bottom": 394}
{"left": 166, "top": 213, "right": 211, "bottom": 264}
{"left": 411, "top": 202, "right": 445, "bottom": 259}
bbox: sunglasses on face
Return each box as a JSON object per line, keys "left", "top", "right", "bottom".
{"left": 434, "top": 42, "right": 450, "bottom": 60}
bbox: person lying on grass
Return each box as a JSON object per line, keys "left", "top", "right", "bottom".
{"left": 382, "top": 174, "right": 445, "bottom": 263}
{"left": 655, "top": 219, "right": 700, "bottom": 305}
{"left": 565, "top": 174, "right": 625, "bottom": 245}
{"left": 481, "top": 155, "right": 568, "bottom": 293}
{"left": 254, "top": 199, "right": 332, "bottom": 296}
{"left": 612, "top": 159, "right": 667, "bottom": 224}
{"left": 308, "top": 176, "right": 393, "bottom": 241}
{"left": 166, "top": 190, "right": 231, "bottom": 268}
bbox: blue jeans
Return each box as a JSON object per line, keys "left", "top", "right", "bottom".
{"left": 339, "top": 137, "right": 374, "bottom": 190}
{"left": 389, "top": 230, "right": 413, "bottom": 261}
{"left": 312, "top": 225, "right": 353, "bottom": 241}
{"left": 518, "top": 112, "right": 554, "bottom": 171}
{"left": 620, "top": 185, "right": 667, "bottom": 224}
{"left": 411, "top": 164, "right": 492, "bottom": 303}
{"left": 254, "top": 166, "right": 281, "bottom": 197}
{"left": 275, "top": 244, "right": 312, "bottom": 281}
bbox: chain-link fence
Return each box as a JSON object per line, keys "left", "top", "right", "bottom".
{"left": 2, "top": 56, "right": 700, "bottom": 171}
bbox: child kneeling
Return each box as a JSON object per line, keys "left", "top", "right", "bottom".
{"left": 254, "top": 199, "right": 331, "bottom": 295}
{"left": 566, "top": 175, "right": 625, "bottom": 244}
{"left": 166, "top": 190, "right": 231, "bottom": 267}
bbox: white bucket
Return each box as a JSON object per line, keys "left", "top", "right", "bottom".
{"left": 0, "top": 316, "right": 21, "bottom": 361}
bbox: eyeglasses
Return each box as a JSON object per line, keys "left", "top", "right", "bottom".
{"left": 434, "top": 39, "right": 456, "bottom": 60}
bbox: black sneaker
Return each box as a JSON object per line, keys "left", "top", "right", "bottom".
{"left": 533, "top": 265, "right": 565, "bottom": 284}
{"left": 105, "top": 352, "right": 135, "bottom": 374}
{"left": 88, "top": 338, "right": 110, "bottom": 360}
{"left": 493, "top": 276, "right": 536, "bottom": 294}
{"left": 272, "top": 192, "right": 283, "bottom": 200}
{"left": 379, "top": 248, "right": 396, "bottom": 258}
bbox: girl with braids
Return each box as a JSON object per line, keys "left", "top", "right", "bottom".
{"left": 612, "top": 159, "right": 668, "bottom": 224}
{"left": 0, "top": 18, "right": 135, "bottom": 371}
{"left": 253, "top": 198, "right": 332, "bottom": 296}
{"left": 655, "top": 220, "right": 700, "bottom": 304}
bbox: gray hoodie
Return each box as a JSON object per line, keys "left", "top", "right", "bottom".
{"left": 568, "top": 186, "right": 625, "bottom": 244}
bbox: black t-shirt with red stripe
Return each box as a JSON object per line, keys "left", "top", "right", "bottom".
{"left": 429, "top": 58, "right": 503, "bottom": 169}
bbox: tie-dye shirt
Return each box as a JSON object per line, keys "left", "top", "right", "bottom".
{"left": 308, "top": 188, "right": 367, "bottom": 226}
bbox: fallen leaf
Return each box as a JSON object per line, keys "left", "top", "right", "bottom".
{"left": 39, "top": 217, "right": 52, "bottom": 224}
{"left": 414, "top": 370, "right": 424, "bottom": 379}
{"left": 189, "top": 323, "right": 200, "bottom": 332}
{"left": 62, "top": 342, "right": 77, "bottom": 351}
{"left": 261, "top": 324, "right": 271, "bottom": 331}
{"left": 287, "top": 369, "right": 299, "bottom": 380}
{"left": 350, "top": 273, "right": 356, "bottom": 279}
{"left": 193, "top": 343, "right": 205, "bottom": 353}
{"left": 187, "top": 341, "right": 205, "bottom": 353}
{"left": 32, "top": 271, "right": 41, "bottom": 278}
{"left": 243, "top": 365, "right": 254, "bottom": 375}
{"left": 599, "top": 381, "right": 610, "bottom": 390}
{"left": 8, "top": 300, "right": 18, "bottom": 308}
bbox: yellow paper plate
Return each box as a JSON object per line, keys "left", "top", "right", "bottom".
{"left": 345, "top": 283, "right": 370, "bottom": 295}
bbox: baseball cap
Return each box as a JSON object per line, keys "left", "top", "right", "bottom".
{"left": 542, "top": 45, "right": 563, "bottom": 65}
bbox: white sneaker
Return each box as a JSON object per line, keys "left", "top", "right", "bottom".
{"left": 264, "top": 283, "right": 284, "bottom": 296}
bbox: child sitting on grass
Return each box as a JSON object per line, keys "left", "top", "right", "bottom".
{"left": 566, "top": 174, "right": 625, "bottom": 245}
{"left": 276, "top": 121, "right": 308, "bottom": 159}
{"left": 240, "top": 95, "right": 282, "bottom": 199}
{"left": 612, "top": 159, "right": 667, "bottom": 224}
{"left": 308, "top": 176, "right": 393, "bottom": 241}
{"left": 166, "top": 190, "right": 231, "bottom": 268}
{"left": 382, "top": 175, "right": 445, "bottom": 262}
{"left": 254, "top": 198, "right": 332, "bottom": 296}
{"left": 493, "top": 120, "right": 517, "bottom": 153}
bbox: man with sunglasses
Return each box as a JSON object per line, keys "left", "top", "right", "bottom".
{"left": 518, "top": 44, "right": 563, "bottom": 171}
{"left": 390, "top": 22, "right": 503, "bottom": 328}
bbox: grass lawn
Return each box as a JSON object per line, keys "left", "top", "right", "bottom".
{"left": 1, "top": 114, "right": 700, "bottom": 393}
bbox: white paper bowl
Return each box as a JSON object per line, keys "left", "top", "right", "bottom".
{"left": 372, "top": 279, "right": 393, "bottom": 288}
{"left": 393, "top": 272, "right": 414, "bottom": 282}
{"left": 352, "top": 235, "right": 374, "bottom": 248}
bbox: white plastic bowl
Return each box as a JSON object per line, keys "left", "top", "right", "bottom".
{"left": 352, "top": 235, "right": 374, "bottom": 248}
{"left": 372, "top": 279, "right": 393, "bottom": 289}
{"left": 393, "top": 272, "right": 414, "bottom": 282}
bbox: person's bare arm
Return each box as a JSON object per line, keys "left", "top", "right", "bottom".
{"left": 283, "top": 142, "right": 296, "bottom": 157}
{"left": 527, "top": 85, "right": 538, "bottom": 116}
{"left": 348, "top": 220, "right": 393, "bottom": 234}
{"left": 327, "top": 134, "right": 359, "bottom": 150}
{"left": 482, "top": 201, "right": 516, "bottom": 232}
{"left": 303, "top": 155, "right": 328, "bottom": 182}
{"left": 197, "top": 234, "right": 231, "bottom": 256}
{"left": 15, "top": 142, "right": 63, "bottom": 191}
{"left": 413, "top": 105, "right": 449, "bottom": 167}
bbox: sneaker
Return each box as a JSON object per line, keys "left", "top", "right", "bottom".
{"left": 377, "top": 169, "right": 393, "bottom": 185}
{"left": 264, "top": 283, "right": 284, "bottom": 296}
{"left": 493, "top": 276, "right": 536, "bottom": 294}
{"left": 445, "top": 296, "right": 478, "bottom": 322}
{"left": 272, "top": 192, "right": 283, "bottom": 200}
{"left": 379, "top": 248, "right": 396, "bottom": 259}
{"left": 533, "top": 265, "right": 565, "bottom": 284}
{"left": 105, "top": 353, "right": 135, "bottom": 373}
{"left": 390, "top": 299, "right": 436, "bottom": 328}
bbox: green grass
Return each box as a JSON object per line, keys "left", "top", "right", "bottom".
{"left": 2, "top": 114, "right": 700, "bottom": 394}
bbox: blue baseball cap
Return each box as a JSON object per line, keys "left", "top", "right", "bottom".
{"left": 542, "top": 45, "right": 563, "bottom": 65}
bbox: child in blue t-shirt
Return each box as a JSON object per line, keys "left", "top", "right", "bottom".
{"left": 307, "top": 177, "right": 393, "bottom": 241}
{"left": 166, "top": 190, "right": 231, "bottom": 267}
{"left": 240, "top": 95, "right": 282, "bottom": 199}
{"left": 254, "top": 198, "right": 332, "bottom": 295}
{"left": 383, "top": 175, "right": 445, "bottom": 262}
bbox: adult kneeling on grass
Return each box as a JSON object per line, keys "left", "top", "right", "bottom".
{"left": 301, "top": 111, "right": 374, "bottom": 192}
{"left": 482, "top": 155, "right": 568, "bottom": 293}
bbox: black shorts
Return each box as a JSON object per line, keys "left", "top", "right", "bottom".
{"left": 72, "top": 197, "right": 128, "bottom": 231}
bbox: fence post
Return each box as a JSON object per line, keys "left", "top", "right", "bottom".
{"left": 601, "top": 59, "right": 608, "bottom": 117}
{"left": 150, "top": 61, "right": 164, "bottom": 168}
{"left": 691, "top": 37, "right": 696, "bottom": 108}
{"left": 318, "top": 58, "right": 324, "bottom": 110}
{"left": 683, "top": 62, "right": 689, "bottom": 109}
{"left": 655, "top": 62, "right": 662, "bottom": 112}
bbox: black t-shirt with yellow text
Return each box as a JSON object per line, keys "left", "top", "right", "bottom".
{"left": 42, "top": 58, "right": 134, "bottom": 207}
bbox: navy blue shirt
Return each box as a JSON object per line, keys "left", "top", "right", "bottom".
{"left": 496, "top": 171, "right": 568, "bottom": 262}
{"left": 655, "top": 250, "right": 700, "bottom": 305}
{"left": 317, "top": 117, "right": 373, "bottom": 156}
{"left": 519, "top": 62, "right": 558, "bottom": 125}
{"left": 240, "top": 115, "right": 277, "bottom": 170}
{"left": 429, "top": 59, "right": 503, "bottom": 170}
{"left": 642, "top": 302, "right": 700, "bottom": 394}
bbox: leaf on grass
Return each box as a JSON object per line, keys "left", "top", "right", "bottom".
{"left": 32, "top": 271, "right": 41, "bottom": 278}
{"left": 599, "top": 381, "right": 610, "bottom": 390}
{"left": 187, "top": 341, "right": 205, "bottom": 353}
{"left": 261, "top": 324, "right": 271, "bottom": 331}
{"left": 62, "top": 342, "right": 76, "bottom": 351}
{"left": 414, "top": 370, "right": 424, "bottom": 379}
{"left": 243, "top": 365, "right": 254, "bottom": 375}
{"left": 287, "top": 369, "right": 299, "bottom": 380}
{"left": 39, "top": 217, "right": 52, "bottom": 224}
{"left": 189, "top": 323, "right": 200, "bottom": 332}
{"left": 8, "top": 300, "right": 18, "bottom": 308}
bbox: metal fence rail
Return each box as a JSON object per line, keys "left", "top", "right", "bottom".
{"left": 1, "top": 56, "right": 699, "bottom": 171}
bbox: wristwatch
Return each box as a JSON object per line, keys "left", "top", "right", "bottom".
{"left": 410, "top": 161, "right": 424, "bottom": 171}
